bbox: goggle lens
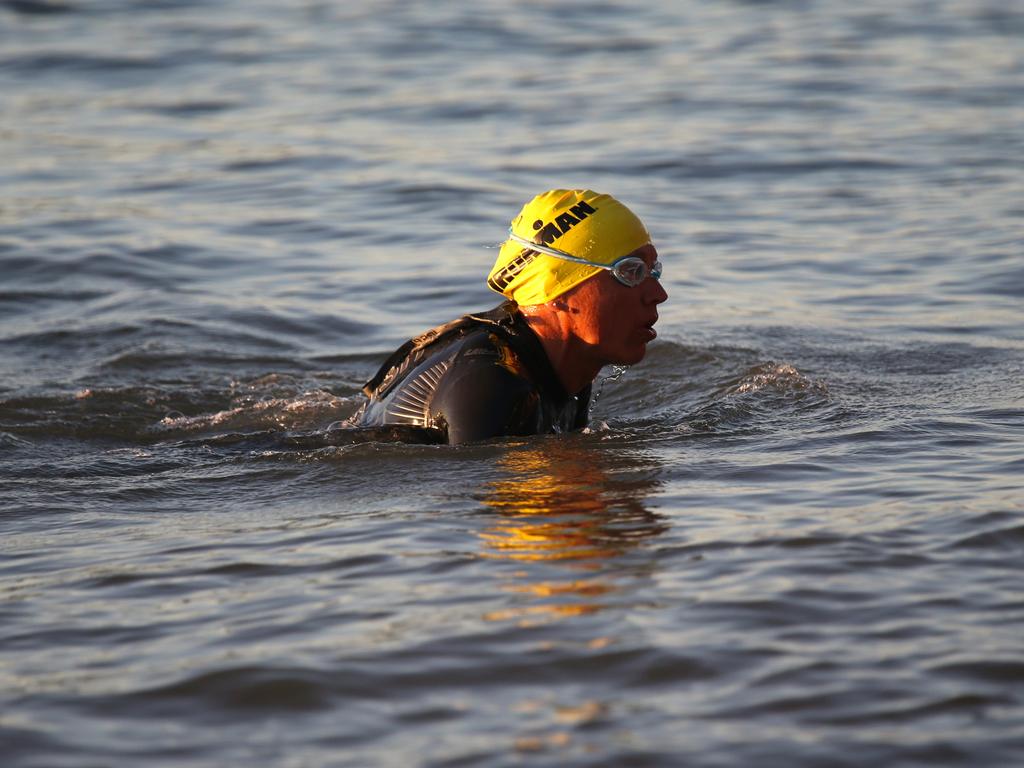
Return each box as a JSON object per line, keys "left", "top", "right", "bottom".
{"left": 611, "top": 257, "right": 662, "bottom": 287}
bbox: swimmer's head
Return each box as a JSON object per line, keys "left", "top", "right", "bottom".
{"left": 487, "top": 189, "right": 651, "bottom": 306}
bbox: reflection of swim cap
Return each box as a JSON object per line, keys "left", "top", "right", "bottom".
{"left": 487, "top": 189, "right": 651, "bottom": 306}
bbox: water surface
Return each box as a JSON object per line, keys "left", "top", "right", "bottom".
{"left": 2, "top": 0, "right": 1023, "bottom": 765}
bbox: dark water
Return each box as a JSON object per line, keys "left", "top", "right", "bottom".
{"left": 2, "top": 0, "right": 1023, "bottom": 765}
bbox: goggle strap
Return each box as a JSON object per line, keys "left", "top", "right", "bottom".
{"left": 506, "top": 230, "right": 610, "bottom": 270}
{"left": 505, "top": 229, "right": 661, "bottom": 288}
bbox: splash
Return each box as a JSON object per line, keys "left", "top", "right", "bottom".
{"left": 589, "top": 364, "right": 631, "bottom": 414}
{"left": 725, "top": 362, "right": 828, "bottom": 396}
{"left": 154, "top": 390, "right": 360, "bottom": 434}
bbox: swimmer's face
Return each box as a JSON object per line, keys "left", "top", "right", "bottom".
{"left": 560, "top": 244, "right": 668, "bottom": 367}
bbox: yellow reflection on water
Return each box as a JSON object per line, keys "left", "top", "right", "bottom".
{"left": 478, "top": 441, "right": 663, "bottom": 757}
{"left": 478, "top": 440, "right": 666, "bottom": 626}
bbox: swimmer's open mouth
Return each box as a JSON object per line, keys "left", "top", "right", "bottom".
{"left": 641, "top": 316, "right": 659, "bottom": 339}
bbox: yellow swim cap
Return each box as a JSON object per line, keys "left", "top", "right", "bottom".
{"left": 487, "top": 189, "right": 651, "bottom": 306}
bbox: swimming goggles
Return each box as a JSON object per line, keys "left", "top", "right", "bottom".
{"left": 507, "top": 230, "right": 662, "bottom": 288}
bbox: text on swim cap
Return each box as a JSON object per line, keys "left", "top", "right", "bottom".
{"left": 530, "top": 200, "right": 597, "bottom": 246}
{"left": 488, "top": 200, "right": 600, "bottom": 295}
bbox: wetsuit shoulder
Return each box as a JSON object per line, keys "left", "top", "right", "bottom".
{"left": 429, "top": 330, "right": 541, "bottom": 444}
{"left": 355, "top": 302, "right": 588, "bottom": 444}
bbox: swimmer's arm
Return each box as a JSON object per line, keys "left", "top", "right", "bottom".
{"left": 430, "top": 364, "right": 538, "bottom": 445}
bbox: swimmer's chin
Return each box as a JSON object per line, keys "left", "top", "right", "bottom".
{"left": 617, "top": 343, "right": 652, "bottom": 366}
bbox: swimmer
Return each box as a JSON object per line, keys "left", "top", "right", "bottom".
{"left": 352, "top": 189, "right": 668, "bottom": 444}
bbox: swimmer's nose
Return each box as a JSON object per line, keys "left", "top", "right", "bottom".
{"left": 645, "top": 277, "right": 668, "bottom": 305}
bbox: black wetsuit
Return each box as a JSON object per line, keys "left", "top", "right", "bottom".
{"left": 352, "top": 302, "right": 591, "bottom": 445}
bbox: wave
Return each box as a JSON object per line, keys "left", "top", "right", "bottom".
{"left": 0, "top": 336, "right": 835, "bottom": 451}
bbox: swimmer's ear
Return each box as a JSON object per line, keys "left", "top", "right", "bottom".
{"left": 554, "top": 298, "right": 583, "bottom": 315}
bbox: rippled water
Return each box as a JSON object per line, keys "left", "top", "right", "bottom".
{"left": 2, "top": 0, "right": 1023, "bottom": 765}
